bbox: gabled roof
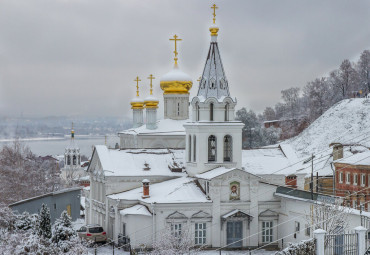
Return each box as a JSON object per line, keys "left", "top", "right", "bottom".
{"left": 108, "top": 177, "right": 210, "bottom": 204}
{"left": 91, "top": 146, "right": 186, "bottom": 177}
{"left": 120, "top": 205, "right": 152, "bottom": 217}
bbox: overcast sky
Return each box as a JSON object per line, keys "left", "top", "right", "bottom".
{"left": 0, "top": 0, "right": 369, "bottom": 118}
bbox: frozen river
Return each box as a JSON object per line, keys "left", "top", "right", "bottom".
{"left": 0, "top": 135, "right": 119, "bottom": 157}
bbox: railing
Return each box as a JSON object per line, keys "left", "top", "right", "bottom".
{"left": 325, "top": 232, "right": 358, "bottom": 255}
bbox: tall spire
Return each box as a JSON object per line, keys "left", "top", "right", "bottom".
{"left": 197, "top": 4, "right": 230, "bottom": 100}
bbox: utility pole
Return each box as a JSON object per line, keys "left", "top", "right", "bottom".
{"left": 311, "top": 153, "right": 314, "bottom": 200}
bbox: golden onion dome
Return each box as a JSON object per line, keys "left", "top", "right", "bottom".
{"left": 160, "top": 65, "right": 193, "bottom": 95}
{"left": 209, "top": 24, "right": 219, "bottom": 36}
{"left": 144, "top": 95, "right": 159, "bottom": 108}
{"left": 130, "top": 96, "right": 144, "bottom": 109}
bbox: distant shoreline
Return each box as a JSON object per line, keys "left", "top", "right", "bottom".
{"left": 0, "top": 135, "right": 114, "bottom": 143}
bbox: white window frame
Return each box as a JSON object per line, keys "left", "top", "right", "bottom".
{"left": 295, "top": 221, "right": 300, "bottom": 233}
{"left": 171, "top": 223, "right": 182, "bottom": 238}
{"left": 262, "top": 221, "right": 273, "bottom": 243}
{"left": 194, "top": 222, "right": 206, "bottom": 245}
{"left": 361, "top": 174, "right": 366, "bottom": 187}
{"left": 346, "top": 172, "right": 350, "bottom": 184}
{"left": 305, "top": 224, "right": 310, "bottom": 236}
{"left": 354, "top": 173, "right": 358, "bottom": 186}
{"left": 339, "top": 172, "right": 343, "bottom": 183}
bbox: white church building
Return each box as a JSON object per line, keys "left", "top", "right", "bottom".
{"left": 84, "top": 6, "right": 367, "bottom": 250}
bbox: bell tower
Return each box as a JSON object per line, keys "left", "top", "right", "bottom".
{"left": 184, "top": 4, "right": 244, "bottom": 176}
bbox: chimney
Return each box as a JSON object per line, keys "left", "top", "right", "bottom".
{"left": 331, "top": 143, "right": 343, "bottom": 161}
{"left": 142, "top": 179, "right": 150, "bottom": 198}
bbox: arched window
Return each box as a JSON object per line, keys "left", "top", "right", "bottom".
{"left": 73, "top": 155, "right": 77, "bottom": 165}
{"left": 196, "top": 102, "right": 200, "bottom": 121}
{"left": 223, "top": 135, "right": 232, "bottom": 162}
{"left": 67, "top": 155, "right": 71, "bottom": 165}
{"left": 225, "top": 103, "right": 229, "bottom": 121}
{"left": 188, "top": 135, "right": 192, "bottom": 162}
{"left": 177, "top": 102, "right": 180, "bottom": 116}
{"left": 208, "top": 135, "right": 216, "bottom": 162}
{"left": 193, "top": 135, "right": 196, "bottom": 161}
{"left": 210, "top": 103, "right": 214, "bottom": 121}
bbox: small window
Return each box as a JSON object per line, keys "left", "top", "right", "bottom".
{"left": 73, "top": 155, "right": 76, "bottom": 165}
{"left": 193, "top": 135, "right": 196, "bottom": 161}
{"left": 67, "top": 204, "right": 71, "bottom": 216}
{"left": 67, "top": 155, "right": 71, "bottom": 165}
{"left": 224, "top": 103, "right": 229, "bottom": 121}
{"left": 361, "top": 174, "right": 366, "bottom": 186}
{"left": 223, "top": 135, "right": 232, "bottom": 162}
{"left": 210, "top": 103, "right": 214, "bottom": 121}
{"left": 295, "top": 221, "right": 300, "bottom": 233}
{"left": 305, "top": 224, "right": 310, "bottom": 236}
{"left": 346, "top": 173, "right": 350, "bottom": 184}
{"left": 354, "top": 174, "right": 358, "bottom": 185}
{"left": 339, "top": 172, "right": 343, "bottom": 183}
{"left": 177, "top": 102, "right": 180, "bottom": 116}
{"left": 171, "top": 223, "right": 182, "bottom": 238}
{"left": 188, "top": 135, "right": 192, "bottom": 162}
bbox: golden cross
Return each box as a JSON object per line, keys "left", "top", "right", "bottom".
{"left": 169, "top": 34, "right": 182, "bottom": 65}
{"left": 147, "top": 74, "right": 155, "bottom": 95}
{"left": 134, "top": 76, "right": 141, "bottom": 97}
{"left": 211, "top": 4, "right": 218, "bottom": 24}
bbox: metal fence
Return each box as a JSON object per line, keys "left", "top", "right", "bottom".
{"left": 325, "top": 232, "right": 358, "bottom": 255}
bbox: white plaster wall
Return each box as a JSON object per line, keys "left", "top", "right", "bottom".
{"left": 119, "top": 133, "right": 185, "bottom": 149}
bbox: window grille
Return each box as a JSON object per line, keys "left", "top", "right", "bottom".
{"left": 208, "top": 135, "right": 216, "bottom": 162}
{"left": 210, "top": 103, "right": 214, "bottom": 121}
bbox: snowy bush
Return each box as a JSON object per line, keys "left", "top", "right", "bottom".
{"left": 15, "top": 212, "right": 39, "bottom": 232}
{"left": 52, "top": 210, "right": 80, "bottom": 252}
{"left": 275, "top": 239, "right": 315, "bottom": 255}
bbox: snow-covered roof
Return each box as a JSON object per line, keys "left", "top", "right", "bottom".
{"left": 282, "top": 98, "right": 370, "bottom": 158}
{"left": 195, "top": 167, "right": 237, "bottom": 180}
{"left": 120, "top": 205, "right": 152, "bottom": 217}
{"left": 93, "top": 146, "right": 186, "bottom": 177}
{"left": 108, "top": 177, "right": 210, "bottom": 204}
{"left": 119, "top": 118, "right": 188, "bottom": 136}
{"left": 335, "top": 150, "right": 370, "bottom": 166}
{"left": 241, "top": 146, "right": 299, "bottom": 176}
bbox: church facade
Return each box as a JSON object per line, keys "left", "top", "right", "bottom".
{"left": 84, "top": 5, "right": 365, "bottom": 250}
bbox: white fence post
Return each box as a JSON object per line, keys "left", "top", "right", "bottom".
{"left": 354, "top": 226, "right": 367, "bottom": 255}
{"left": 313, "top": 229, "right": 326, "bottom": 255}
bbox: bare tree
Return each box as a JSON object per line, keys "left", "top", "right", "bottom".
{"left": 281, "top": 87, "right": 300, "bottom": 120}
{"left": 306, "top": 200, "right": 349, "bottom": 245}
{"left": 263, "top": 107, "right": 276, "bottom": 121}
{"left": 150, "top": 225, "right": 200, "bottom": 255}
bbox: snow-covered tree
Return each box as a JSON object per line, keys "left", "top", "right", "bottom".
{"left": 52, "top": 210, "right": 81, "bottom": 252}
{"left": 38, "top": 203, "right": 52, "bottom": 239}
{"left": 357, "top": 50, "right": 370, "bottom": 94}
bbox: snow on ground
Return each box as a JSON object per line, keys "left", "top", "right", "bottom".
{"left": 87, "top": 247, "right": 276, "bottom": 255}
{"left": 282, "top": 98, "right": 370, "bottom": 158}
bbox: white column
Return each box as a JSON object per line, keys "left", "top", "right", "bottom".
{"left": 313, "top": 229, "right": 326, "bottom": 255}
{"left": 354, "top": 226, "right": 367, "bottom": 255}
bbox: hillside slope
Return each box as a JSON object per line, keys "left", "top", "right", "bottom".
{"left": 282, "top": 98, "right": 370, "bottom": 158}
